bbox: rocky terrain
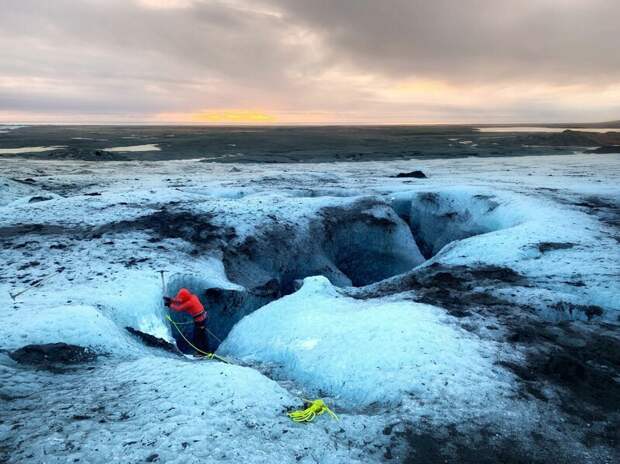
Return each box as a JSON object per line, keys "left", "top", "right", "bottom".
{"left": 1, "top": 125, "right": 620, "bottom": 162}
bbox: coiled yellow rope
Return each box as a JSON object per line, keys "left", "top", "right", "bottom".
{"left": 288, "top": 399, "right": 339, "bottom": 423}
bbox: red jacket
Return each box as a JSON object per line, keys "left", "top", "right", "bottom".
{"left": 170, "top": 288, "right": 206, "bottom": 322}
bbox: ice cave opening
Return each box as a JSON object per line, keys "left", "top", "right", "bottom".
{"left": 390, "top": 191, "right": 509, "bottom": 259}
{"left": 162, "top": 191, "right": 513, "bottom": 353}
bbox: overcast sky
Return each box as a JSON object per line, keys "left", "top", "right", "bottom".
{"left": 1, "top": 0, "right": 619, "bottom": 124}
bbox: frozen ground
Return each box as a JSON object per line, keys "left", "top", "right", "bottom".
{"left": 0, "top": 152, "right": 619, "bottom": 463}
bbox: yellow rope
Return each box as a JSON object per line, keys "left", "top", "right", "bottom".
{"left": 288, "top": 399, "right": 339, "bottom": 423}
{"left": 165, "top": 315, "right": 231, "bottom": 364}
{"left": 169, "top": 318, "right": 194, "bottom": 325}
{"left": 166, "top": 316, "right": 338, "bottom": 423}
{"left": 167, "top": 313, "right": 224, "bottom": 344}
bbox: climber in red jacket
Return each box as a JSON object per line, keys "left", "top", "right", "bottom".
{"left": 164, "top": 288, "right": 210, "bottom": 354}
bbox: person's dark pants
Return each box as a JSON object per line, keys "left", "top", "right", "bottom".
{"left": 193, "top": 321, "right": 210, "bottom": 354}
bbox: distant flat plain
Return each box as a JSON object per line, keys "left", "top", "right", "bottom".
{"left": 0, "top": 124, "right": 619, "bottom": 162}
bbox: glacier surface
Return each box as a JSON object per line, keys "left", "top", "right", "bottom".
{"left": 1, "top": 153, "right": 619, "bottom": 463}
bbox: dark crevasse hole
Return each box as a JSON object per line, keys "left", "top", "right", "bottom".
{"left": 165, "top": 274, "right": 278, "bottom": 353}
{"left": 165, "top": 198, "right": 426, "bottom": 352}
{"left": 315, "top": 200, "right": 426, "bottom": 286}
{"left": 164, "top": 194, "right": 512, "bottom": 353}
{"left": 222, "top": 197, "right": 426, "bottom": 292}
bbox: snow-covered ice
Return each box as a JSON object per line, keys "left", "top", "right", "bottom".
{"left": 1, "top": 152, "right": 618, "bottom": 463}
{"left": 221, "top": 276, "right": 511, "bottom": 411}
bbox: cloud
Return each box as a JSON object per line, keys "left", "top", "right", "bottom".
{"left": 0, "top": 0, "right": 618, "bottom": 123}
{"left": 270, "top": 0, "right": 620, "bottom": 85}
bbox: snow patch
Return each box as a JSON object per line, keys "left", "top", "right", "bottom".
{"left": 0, "top": 146, "right": 65, "bottom": 154}
{"left": 0, "top": 125, "right": 26, "bottom": 134}
{"left": 103, "top": 144, "right": 161, "bottom": 152}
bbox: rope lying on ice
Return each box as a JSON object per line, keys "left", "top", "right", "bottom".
{"left": 288, "top": 399, "right": 339, "bottom": 423}
{"left": 163, "top": 286, "right": 338, "bottom": 423}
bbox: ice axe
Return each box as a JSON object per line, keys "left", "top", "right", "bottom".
{"left": 159, "top": 270, "right": 167, "bottom": 294}
{"left": 9, "top": 270, "right": 63, "bottom": 302}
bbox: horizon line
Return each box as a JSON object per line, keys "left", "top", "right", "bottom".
{"left": 2, "top": 120, "right": 619, "bottom": 127}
